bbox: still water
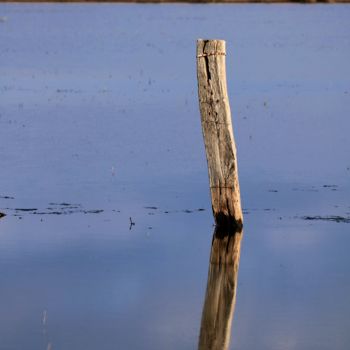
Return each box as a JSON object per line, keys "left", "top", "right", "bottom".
{"left": 1, "top": 4, "right": 350, "bottom": 349}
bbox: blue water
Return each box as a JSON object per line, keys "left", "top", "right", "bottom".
{"left": 1, "top": 4, "right": 350, "bottom": 350}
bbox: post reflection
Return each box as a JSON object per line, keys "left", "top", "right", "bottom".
{"left": 198, "top": 227, "right": 243, "bottom": 350}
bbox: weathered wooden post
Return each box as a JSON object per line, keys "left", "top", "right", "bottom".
{"left": 196, "top": 39, "right": 243, "bottom": 229}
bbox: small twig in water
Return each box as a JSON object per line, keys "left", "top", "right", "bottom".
{"left": 129, "top": 217, "right": 135, "bottom": 230}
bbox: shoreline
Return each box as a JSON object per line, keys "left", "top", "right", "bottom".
{"left": 1, "top": 0, "right": 350, "bottom": 3}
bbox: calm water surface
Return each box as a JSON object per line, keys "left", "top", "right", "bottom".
{"left": 1, "top": 4, "right": 350, "bottom": 350}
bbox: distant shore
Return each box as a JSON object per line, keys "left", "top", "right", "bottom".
{"left": 1, "top": 0, "right": 349, "bottom": 3}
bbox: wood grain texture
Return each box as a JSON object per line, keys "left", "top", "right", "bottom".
{"left": 198, "top": 228, "right": 243, "bottom": 350}
{"left": 196, "top": 39, "right": 243, "bottom": 228}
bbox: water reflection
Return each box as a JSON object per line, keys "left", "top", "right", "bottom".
{"left": 198, "top": 227, "right": 243, "bottom": 350}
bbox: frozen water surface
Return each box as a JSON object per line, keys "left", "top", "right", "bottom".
{"left": 0, "top": 4, "right": 350, "bottom": 350}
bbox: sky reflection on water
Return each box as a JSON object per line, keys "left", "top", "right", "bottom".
{"left": 1, "top": 3, "right": 350, "bottom": 350}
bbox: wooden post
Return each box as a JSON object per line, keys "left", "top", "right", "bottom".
{"left": 198, "top": 228, "right": 243, "bottom": 350}
{"left": 196, "top": 39, "right": 243, "bottom": 229}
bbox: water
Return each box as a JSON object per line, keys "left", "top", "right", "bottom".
{"left": 1, "top": 4, "right": 350, "bottom": 349}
